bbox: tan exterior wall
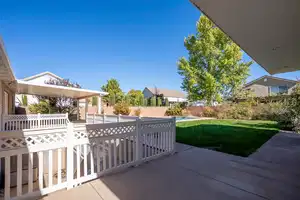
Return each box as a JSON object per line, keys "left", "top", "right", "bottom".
{"left": 244, "top": 84, "right": 269, "bottom": 97}
{"left": 82, "top": 106, "right": 169, "bottom": 117}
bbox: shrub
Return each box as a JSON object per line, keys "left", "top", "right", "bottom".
{"left": 252, "top": 102, "right": 284, "bottom": 121}
{"left": 29, "top": 101, "right": 51, "bottom": 114}
{"left": 134, "top": 108, "right": 141, "bottom": 116}
{"left": 202, "top": 107, "right": 217, "bottom": 117}
{"left": 150, "top": 97, "right": 156, "bottom": 106}
{"left": 165, "top": 98, "right": 169, "bottom": 106}
{"left": 113, "top": 102, "right": 131, "bottom": 115}
{"left": 157, "top": 98, "right": 162, "bottom": 107}
{"left": 165, "top": 104, "right": 183, "bottom": 116}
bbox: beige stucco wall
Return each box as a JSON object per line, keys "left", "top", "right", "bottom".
{"left": 244, "top": 84, "right": 269, "bottom": 97}
{"left": 0, "top": 80, "right": 15, "bottom": 115}
{"left": 83, "top": 106, "right": 169, "bottom": 117}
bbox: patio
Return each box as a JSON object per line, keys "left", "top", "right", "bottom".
{"left": 41, "top": 132, "right": 300, "bottom": 200}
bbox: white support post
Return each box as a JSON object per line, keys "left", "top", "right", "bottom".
{"left": 65, "top": 113, "right": 68, "bottom": 123}
{"left": 172, "top": 117, "right": 176, "bottom": 154}
{"left": 117, "top": 114, "right": 121, "bottom": 122}
{"left": 93, "top": 113, "right": 96, "bottom": 124}
{"left": 37, "top": 113, "right": 41, "bottom": 128}
{"left": 135, "top": 118, "right": 142, "bottom": 165}
{"left": 97, "top": 96, "right": 101, "bottom": 114}
{"left": 76, "top": 99, "right": 80, "bottom": 120}
{"left": 103, "top": 113, "right": 106, "bottom": 124}
{"left": 66, "top": 122, "right": 74, "bottom": 189}
{"left": 0, "top": 81, "right": 3, "bottom": 131}
{"left": 85, "top": 98, "right": 89, "bottom": 120}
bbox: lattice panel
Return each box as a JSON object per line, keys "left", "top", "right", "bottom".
{"left": 84, "top": 124, "right": 136, "bottom": 138}
{"left": 3, "top": 114, "right": 39, "bottom": 121}
{"left": 0, "top": 132, "right": 67, "bottom": 150}
{"left": 141, "top": 121, "right": 173, "bottom": 130}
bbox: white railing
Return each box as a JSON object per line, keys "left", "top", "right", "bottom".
{"left": 86, "top": 113, "right": 163, "bottom": 124}
{"left": 2, "top": 113, "right": 69, "bottom": 131}
{"left": 0, "top": 117, "right": 176, "bottom": 200}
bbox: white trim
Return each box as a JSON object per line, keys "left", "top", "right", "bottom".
{"left": 0, "top": 37, "right": 16, "bottom": 82}
{"left": 22, "top": 71, "right": 63, "bottom": 81}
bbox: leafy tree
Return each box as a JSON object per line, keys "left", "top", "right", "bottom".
{"left": 109, "top": 93, "right": 116, "bottom": 106}
{"left": 37, "top": 79, "right": 81, "bottom": 114}
{"left": 165, "top": 98, "right": 169, "bottom": 107}
{"left": 127, "top": 89, "right": 144, "bottom": 106}
{"left": 177, "top": 15, "right": 252, "bottom": 105}
{"left": 92, "top": 96, "right": 98, "bottom": 106}
{"left": 139, "top": 95, "right": 144, "bottom": 106}
{"left": 18, "top": 95, "right": 28, "bottom": 106}
{"left": 150, "top": 97, "right": 156, "bottom": 106}
{"left": 101, "top": 79, "right": 124, "bottom": 104}
{"left": 29, "top": 100, "right": 52, "bottom": 114}
{"left": 144, "top": 98, "right": 148, "bottom": 106}
{"left": 157, "top": 97, "right": 162, "bottom": 107}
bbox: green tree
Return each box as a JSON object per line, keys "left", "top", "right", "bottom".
{"left": 18, "top": 95, "right": 28, "bottom": 106}
{"left": 92, "top": 96, "right": 98, "bottom": 106}
{"left": 127, "top": 89, "right": 144, "bottom": 106}
{"left": 157, "top": 97, "right": 162, "bottom": 107}
{"left": 151, "top": 97, "right": 156, "bottom": 106}
{"left": 101, "top": 79, "right": 124, "bottom": 105}
{"left": 177, "top": 15, "right": 252, "bottom": 105}
{"left": 165, "top": 98, "right": 169, "bottom": 107}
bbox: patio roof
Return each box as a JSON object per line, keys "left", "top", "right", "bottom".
{"left": 16, "top": 80, "right": 108, "bottom": 99}
{"left": 190, "top": 0, "right": 300, "bottom": 74}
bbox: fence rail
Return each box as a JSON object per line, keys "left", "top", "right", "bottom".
{"left": 2, "top": 113, "right": 69, "bottom": 131}
{"left": 0, "top": 117, "right": 176, "bottom": 200}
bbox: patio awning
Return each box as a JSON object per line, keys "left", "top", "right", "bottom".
{"left": 16, "top": 80, "right": 108, "bottom": 99}
{"left": 190, "top": 0, "right": 300, "bottom": 74}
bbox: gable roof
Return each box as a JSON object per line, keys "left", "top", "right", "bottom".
{"left": 145, "top": 87, "right": 186, "bottom": 98}
{"left": 244, "top": 75, "right": 298, "bottom": 87}
{"left": 23, "top": 71, "right": 63, "bottom": 81}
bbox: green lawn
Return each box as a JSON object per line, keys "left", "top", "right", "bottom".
{"left": 176, "top": 119, "right": 279, "bottom": 157}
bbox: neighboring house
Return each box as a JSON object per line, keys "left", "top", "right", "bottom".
{"left": 143, "top": 87, "right": 187, "bottom": 103}
{"left": 15, "top": 71, "right": 64, "bottom": 106}
{"left": 243, "top": 75, "right": 298, "bottom": 97}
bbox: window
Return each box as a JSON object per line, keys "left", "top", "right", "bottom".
{"left": 269, "top": 86, "right": 288, "bottom": 95}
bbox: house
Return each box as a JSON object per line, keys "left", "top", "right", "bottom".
{"left": 243, "top": 75, "right": 298, "bottom": 97}
{"left": 143, "top": 87, "right": 187, "bottom": 103}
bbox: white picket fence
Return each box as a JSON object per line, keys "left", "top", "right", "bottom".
{"left": 0, "top": 117, "right": 176, "bottom": 200}
{"left": 1, "top": 114, "right": 69, "bottom": 131}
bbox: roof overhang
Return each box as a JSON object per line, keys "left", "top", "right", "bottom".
{"left": 16, "top": 80, "right": 108, "bottom": 99}
{"left": 0, "top": 37, "right": 16, "bottom": 82}
{"left": 190, "top": 0, "right": 300, "bottom": 74}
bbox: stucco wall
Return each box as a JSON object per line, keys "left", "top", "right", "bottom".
{"left": 84, "top": 106, "right": 169, "bottom": 117}
{"left": 244, "top": 84, "right": 269, "bottom": 97}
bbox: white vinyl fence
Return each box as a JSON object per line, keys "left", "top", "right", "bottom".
{"left": 86, "top": 113, "right": 160, "bottom": 124}
{"left": 0, "top": 117, "right": 176, "bottom": 200}
{"left": 2, "top": 114, "right": 69, "bottom": 131}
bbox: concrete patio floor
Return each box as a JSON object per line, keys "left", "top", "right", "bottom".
{"left": 41, "top": 132, "right": 300, "bottom": 200}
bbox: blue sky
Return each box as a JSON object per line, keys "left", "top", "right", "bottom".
{"left": 1, "top": 0, "right": 299, "bottom": 92}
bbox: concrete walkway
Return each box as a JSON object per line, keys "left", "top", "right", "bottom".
{"left": 41, "top": 132, "right": 300, "bottom": 200}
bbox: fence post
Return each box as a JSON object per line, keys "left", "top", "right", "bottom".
{"left": 103, "top": 113, "right": 106, "bottom": 124}
{"left": 172, "top": 117, "right": 176, "bottom": 154}
{"left": 93, "top": 113, "right": 96, "bottom": 124}
{"left": 66, "top": 122, "right": 74, "bottom": 189}
{"left": 65, "top": 113, "right": 68, "bottom": 124}
{"left": 135, "top": 118, "right": 142, "bottom": 166}
{"left": 117, "top": 114, "right": 121, "bottom": 122}
{"left": 37, "top": 113, "right": 41, "bottom": 128}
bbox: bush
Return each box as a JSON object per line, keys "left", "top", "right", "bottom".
{"left": 134, "top": 108, "right": 141, "bottom": 116}
{"left": 202, "top": 107, "right": 217, "bottom": 117}
{"left": 29, "top": 101, "right": 51, "bottom": 114}
{"left": 252, "top": 102, "right": 284, "bottom": 121}
{"left": 165, "top": 104, "right": 183, "bottom": 116}
{"left": 113, "top": 102, "right": 131, "bottom": 115}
